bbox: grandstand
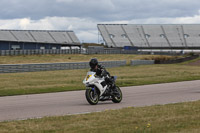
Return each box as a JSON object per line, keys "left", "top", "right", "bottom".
{"left": 98, "top": 24, "right": 200, "bottom": 49}
{"left": 0, "top": 30, "right": 80, "bottom": 50}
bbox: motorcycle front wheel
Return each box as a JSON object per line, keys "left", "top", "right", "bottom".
{"left": 85, "top": 89, "right": 99, "bottom": 105}
{"left": 112, "top": 86, "right": 122, "bottom": 103}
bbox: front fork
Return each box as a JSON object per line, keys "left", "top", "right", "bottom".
{"left": 91, "top": 87, "right": 97, "bottom": 97}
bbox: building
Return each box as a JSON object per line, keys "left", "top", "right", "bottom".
{"left": 0, "top": 30, "right": 81, "bottom": 50}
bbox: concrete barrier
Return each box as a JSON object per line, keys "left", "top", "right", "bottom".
{"left": 158, "top": 55, "right": 199, "bottom": 64}
{"left": 131, "top": 60, "right": 155, "bottom": 66}
{"left": 0, "top": 60, "right": 126, "bottom": 73}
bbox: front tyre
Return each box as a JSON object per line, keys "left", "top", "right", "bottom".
{"left": 112, "top": 86, "right": 122, "bottom": 103}
{"left": 85, "top": 89, "right": 99, "bottom": 105}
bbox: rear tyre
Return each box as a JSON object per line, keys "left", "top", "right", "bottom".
{"left": 112, "top": 86, "right": 122, "bottom": 103}
{"left": 85, "top": 89, "right": 99, "bottom": 105}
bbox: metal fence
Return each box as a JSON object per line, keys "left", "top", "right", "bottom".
{"left": 0, "top": 60, "right": 126, "bottom": 73}
{"left": 131, "top": 60, "right": 155, "bottom": 66}
{"left": 0, "top": 49, "right": 81, "bottom": 56}
{"left": 0, "top": 49, "right": 141, "bottom": 56}
{"left": 0, "top": 49, "right": 181, "bottom": 56}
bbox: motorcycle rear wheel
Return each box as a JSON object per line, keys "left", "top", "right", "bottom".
{"left": 85, "top": 89, "right": 99, "bottom": 105}
{"left": 112, "top": 86, "right": 122, "bottom": 103}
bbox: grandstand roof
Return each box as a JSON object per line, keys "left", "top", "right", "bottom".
{"left": 0, "top": 30, "right": 80, "bottom": 45}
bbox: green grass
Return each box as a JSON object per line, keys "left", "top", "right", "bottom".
{"left": 0, "top": 55, "right": 199, "bottom": 132}
{"left": 0, "top": 100, "right": 200, "bottom": 133}
{"left": 0, "top": 64, "right": 200, "bottom": 96}
{"left": 0, "top": 54, "right": 179, "bottom": 64}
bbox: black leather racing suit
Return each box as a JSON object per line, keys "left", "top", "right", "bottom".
{"left": 90, "top": 65, "right": 113, "bottom": 87}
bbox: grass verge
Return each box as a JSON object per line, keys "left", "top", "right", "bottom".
{"left": 0, "top": 100, "right": 200, "bottom": 132}
{"left": 0, "top": 64, "right": 200, "bottom": 96}
{"left": 0, "top": 54, "right": 179, "bottom": 64}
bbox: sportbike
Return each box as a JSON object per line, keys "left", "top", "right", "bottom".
{"left": 83, "top": 71, "right": 122, "bottom": 105}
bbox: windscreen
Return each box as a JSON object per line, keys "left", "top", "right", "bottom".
{"left": 87, "top": 71, "right": 96, "bottom": 75}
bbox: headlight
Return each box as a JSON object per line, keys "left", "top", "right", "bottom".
{"left": 86, "top": 82, "right": 90, "bottom": 87}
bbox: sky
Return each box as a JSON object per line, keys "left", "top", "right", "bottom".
{"left": 0, "top": 0, "right": 200, "bottom": 43}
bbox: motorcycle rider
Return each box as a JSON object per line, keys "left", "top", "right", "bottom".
{"left": 89, "top": 58, "right": 115, "bottom": 91}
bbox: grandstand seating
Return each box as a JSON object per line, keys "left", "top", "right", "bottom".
{"left": 30, "top": 31, "right": 55, "bottom": 43}
{"left": 98, "top": 24, "right": 200, "bottom": 48}
{"left": 142, "top": 25, "right": 169, "bottom": 47}
{"left": 11, "top": 31, "right": 36, "bottom": 42}
{"left": 162, "top": 25, "right": 185, "bottom": 47}
{"left": 0, "top": 30, "right": 17, "bottom": 42}
{"left": 67, "top": 31, "right": 80, "bottom": 43}
{"left": 0, "top": 30, "right": 80, "bottom": 44}
{"left": 105, "top": 25, "right": 132, "bottom": 47}
{"left": 48, "top": 31, "right": 72, "bottom": 43}
{"left": 183, "top": 25, "right": 200, "bottom": 47}
{"left": 98, "top": 24, "right": 117, "bottom": 47}
{"left": 122, "top": 25, "right": 147, "bottom": 47}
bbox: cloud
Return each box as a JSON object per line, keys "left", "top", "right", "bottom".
{"left": 1, "top": 0, "right": 200, "bottom": 43}
{"left": 78, "top": 30, "right": 98, "bottom": 43}
{"left": 19, "top": 18, "right": 31, "bottom": 29}
{"left": 0, "top": 0, "right": 200, "bottom": 20}
{"left": 1, "top": 14, "right": 200, "bottom": 43}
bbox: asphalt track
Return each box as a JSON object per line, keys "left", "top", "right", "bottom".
{"left": 0, "top": 80, "right": 200, "bottom": 122}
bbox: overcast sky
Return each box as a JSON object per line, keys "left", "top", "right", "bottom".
{"left": 1, "top": 0, "right": 200, "bottom": 43}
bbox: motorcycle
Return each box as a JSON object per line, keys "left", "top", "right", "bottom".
{"left": 83, "top": 71, "right": 122, "bottom": 105}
